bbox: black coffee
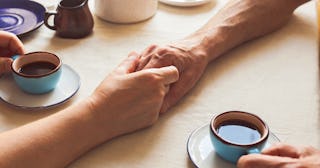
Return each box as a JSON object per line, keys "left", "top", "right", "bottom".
{"left": 19, "top": 61, "right": 56, "bottom": 75}
{"left": 217, "top": 120, "right": 261, "bottom": 145}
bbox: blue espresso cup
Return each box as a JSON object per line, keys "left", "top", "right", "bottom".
{"left": 209, "top": 111, "right": 269, "bottom": 163}
{"left": 11, "top": 51, "right": 62, "bottom": 94}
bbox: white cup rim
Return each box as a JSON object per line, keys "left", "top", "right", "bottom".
{"left": 210, "top": 111, "right": 269, "bottom": 147}
{"left": 11, "top": 51, "right": 62, "bottom": 78}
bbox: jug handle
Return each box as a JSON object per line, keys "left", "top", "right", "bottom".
{"left": 44, "top": 12, "right": 57, "bottom": 30}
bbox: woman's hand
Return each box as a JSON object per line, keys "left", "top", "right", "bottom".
{"left": 0, "top": 31, "right": 24, "bottom": 75}
{"left": 238, "top": 143, "right": 320, "bottom": 168}
{"left": 88, "top": 52, "right": 179, "bottom": 139}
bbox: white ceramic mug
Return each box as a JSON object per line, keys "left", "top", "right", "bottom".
{"left": 94, "top": 0, "right": 158, "bottom": 23}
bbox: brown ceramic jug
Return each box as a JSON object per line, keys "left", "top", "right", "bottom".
{"left": 44, "top": 0, "right": 94, "bottom": 38}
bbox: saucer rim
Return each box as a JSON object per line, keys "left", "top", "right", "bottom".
{"left": 0, "top": 64, "right": 80, "bottom": 110}
{"left": 186, "top": 124, "right": 280, "bottom": 167}
{"left": 0, "top": 0, "right": 46, "bottom": 36}
{"left": 159, "top": 0, "right": 212, "bottom": 7}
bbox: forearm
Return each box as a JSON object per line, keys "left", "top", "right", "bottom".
{"left": 0, "top": 99, "right": 110, "bottom": 168}
{"left": 0, "top": 44, "right": 176, "bottom": 168}
{"left": 176, "top": 0, "right": 310, "bottom": 62}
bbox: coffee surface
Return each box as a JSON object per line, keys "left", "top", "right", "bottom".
{"left": 217, "top": 120, "right": 261, "bottom": 145}
{"left": 19, "top": 61, "right": 56, "bottom": 75}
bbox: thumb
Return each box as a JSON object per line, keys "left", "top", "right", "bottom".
{"left": 114, "top": 52, "right": 140, "bottom": 74}
{"left": 262, "top": 143, "right": 300, "bottom": 158}
{"left": 143, "top": 66, "right": 179, "bottom": 85}
{"left": 237, "top": 153, "right": 296, "bottom": 168}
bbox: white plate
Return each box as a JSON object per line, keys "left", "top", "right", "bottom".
{"left": 159, "top": 0, "right": 212, "bottom": 7}
{"left": 187, "top": 124, "right": 280, "bottom": 168}
{"left": 0, "top": 64, "right": 80, "bottom": 109}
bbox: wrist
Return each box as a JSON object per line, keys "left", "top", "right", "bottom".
{"left": 82, "top": 96, "right": 118, "bottom": 142}
{"left": 169, "top": 36, "right": 210, "bottom": 67}
{"left": 172, "top": 25, "right": 237, "bottom": 64}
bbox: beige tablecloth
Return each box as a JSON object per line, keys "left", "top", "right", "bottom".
{"left": 0, "top": 0, "right": 319, "bottom": 167}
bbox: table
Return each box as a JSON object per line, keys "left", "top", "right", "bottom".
{"left": 0, "top": 0, "right": 318, "bottom": 167}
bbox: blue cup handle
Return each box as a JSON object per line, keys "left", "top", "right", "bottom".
{"left": 247, "top": 148, "right": 261, "bottom": 154}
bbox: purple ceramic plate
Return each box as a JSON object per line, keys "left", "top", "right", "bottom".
{"left": 0, "top": 0, "right": 46, "bottom": 36}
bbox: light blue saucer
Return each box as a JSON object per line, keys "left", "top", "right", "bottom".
{"left": 0, "top": 64, "right": 80, "bottom": 109}
{"left": 187, "top": 124, "right": 280, "bottom": 168}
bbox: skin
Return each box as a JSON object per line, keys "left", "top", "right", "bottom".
{"left": 0, "top": 52, "right": 179, "bottom": 167}
{"left": 0, "top": 0, "right": 317, "bottom": 167}
{"left": 137, "top": 0, "right": 319, "bottom": 167}
{"left": 0, "top": 31, "right": 25, "bottom": 75}
{"left": 137, "top": 0, "right": 310, "bottom": 113}
{"left": 238, "top": 143, "right": 320, "bottom": 168}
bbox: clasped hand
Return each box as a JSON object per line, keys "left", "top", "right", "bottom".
{"left": 87, "top": 52, "right": 179, "bottom": 138}
{"left": 0, "top": 31, "right": 24, "bottom": 75}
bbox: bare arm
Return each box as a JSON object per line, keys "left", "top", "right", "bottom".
{"left": 137, "top": 0, "right": 311, "bottom": 113}
{"left": 178, "top": 0, "right": 311, "bottom": 62}
{"left": 0, "top": 53, "right": 179, "bottom": 168}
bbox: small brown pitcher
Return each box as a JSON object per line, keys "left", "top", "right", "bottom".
{"left": 44, "top": 0, "right": 94, "bottom": 38}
